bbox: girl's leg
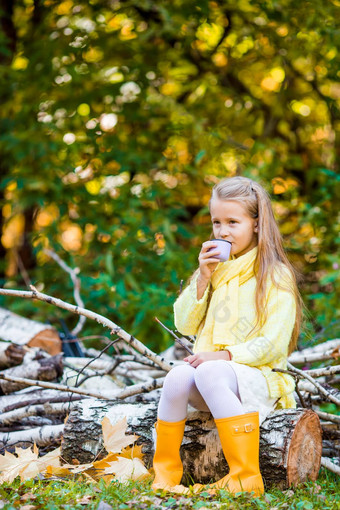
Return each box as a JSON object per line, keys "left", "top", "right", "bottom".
{"left": 157, "top": 364, "right": 198, "bottom": 422}
{"left": 194, "top": 360, "right": 245, "bottom": 419}
{"left": 193, "top": 361, "right": 264, "bottom": 496}
{"left": 153, "top": 364, "right": 199, "bottom": 489}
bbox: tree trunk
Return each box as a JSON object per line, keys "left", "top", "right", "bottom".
{"left": 61, "top": 398, "right": 322, "bottom": 489}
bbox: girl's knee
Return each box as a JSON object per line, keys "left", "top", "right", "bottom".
{"left": 194, "top": 360, "right": 235, "bottom": 384}
{"left": 162, "top": 364, "right": 195, "bottom": 393}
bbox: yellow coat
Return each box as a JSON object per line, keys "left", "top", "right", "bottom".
{"left": 173, "top": 266, "right": 297, "bottom": 410}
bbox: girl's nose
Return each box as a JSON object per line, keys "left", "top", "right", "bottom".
{"left": 218, "top": 226, "right": 230, "bottom": 238}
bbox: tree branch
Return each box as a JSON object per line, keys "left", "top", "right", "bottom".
{"left": 0, "top": 287, "right": 173, "bottom": 372}
{"left": 44, "top": 249, "right": 86, "bottom": 336}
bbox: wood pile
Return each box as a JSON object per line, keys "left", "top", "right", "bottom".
{"left": 0, "top": 276, "right": 339, "bottom": 486}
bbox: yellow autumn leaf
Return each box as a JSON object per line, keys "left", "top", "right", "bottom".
{"left": 93, "top": 452, "right": 119, "bottom": 473}
{"left": 0, "top": 450, "right": 28, "bottom": 483}
{"left": 120, "top": 444, "right": 144, "bottom": 460}
{"left": 22, "top": 447, "right": 61, "bottom": 480}
{"left": 60, "top": 462, "right": 94, "bottom": 474}
{"left": 103, "top": 457, "right": 151, "bottom": 482}
{"left": 101, "top": 416, "right": 139, "bottom": 454}
{"left": 45, "top": 465, "right": 71, "bottom": 478}
{"left": 0, "top": 444, "right": 60, "bottom": 483}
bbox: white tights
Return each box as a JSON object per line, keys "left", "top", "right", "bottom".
{"left": 158, "top": 360, "right": 245, "bottom": 422}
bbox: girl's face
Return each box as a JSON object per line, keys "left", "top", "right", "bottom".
{"left": 210, "top": 198, "right": 258, "bottom": 259}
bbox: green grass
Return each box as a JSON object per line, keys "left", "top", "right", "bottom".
{"left": 0, "top": 468, "right": 339, "bottom": 509}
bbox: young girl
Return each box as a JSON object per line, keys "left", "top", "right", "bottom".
{"left": 152, "top": 176, "right": 303, "bottom": 496}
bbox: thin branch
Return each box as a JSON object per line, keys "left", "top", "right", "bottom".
{"left": 0, "top": 287, "right": 173, "bottom": 373}
{"left": 0, "top": 372, "right": 165, "bottom": 401}
{"left": 116, "top": 376, "right": 165, "bottom": 399}
{"left": 295, "top": 381, "right": 308, "bottom": 408}
{"left": 321, "top": 457, "right": 340, "bottom": 476}
{"left": 302, "top": 365, "right": 340, "bottom": 378}
{"left": 286, "top": 362, "right": 340, "bottom": 406}
{"left": 74, "top": 338, "right": 120, "bottom": 387}
{"left": 0, "top": 374, "right": 112, "bottom": 400}
{"left": 44, "top": 248, "right": 86, "bottom": 336}
{"left": 154, "top": 317, "right": 194, "bottom": 355}
{"left": 313, "top": 409, "right": 340, "bottom": 424}
{"left": 288, "top": 339, "right": 340, "bottom": 364}
{"left": 65, "top": 355, "right": 159, "bottom": 371}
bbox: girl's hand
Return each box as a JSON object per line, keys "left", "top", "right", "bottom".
{"left": 198, "top": 241, "right": 221, "bottom": 281}
{"left": 184, "top": 350, "right": 232, "bottom": 368}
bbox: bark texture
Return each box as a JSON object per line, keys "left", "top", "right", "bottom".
{"left": 61, "top": 398, "right": 322, "bottom": 489}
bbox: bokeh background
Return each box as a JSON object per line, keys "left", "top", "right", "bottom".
{"left": 0, "top": 0, "right": 339, "bottom": 354}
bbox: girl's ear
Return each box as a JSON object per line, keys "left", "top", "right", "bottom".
{"left": 254, "top": 222, "right": 258, "bottom": 233}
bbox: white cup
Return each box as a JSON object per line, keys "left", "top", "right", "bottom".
{"left": 208, "top": 239, "right": 232, "bottom": 262}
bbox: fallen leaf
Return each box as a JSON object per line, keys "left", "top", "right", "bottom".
{"left": 61, "top": 462, "right": 94, "bottom": 474}
{"left": 0, "top": 444, "right": 61, "bottom": 483}
{"left": 101, "top": 417, "right": 139, "bottom": 454}
{"left": 20, "top": 493, "right": 37, "bottom": 502}
{"left": 76, "top": 495, "right": 93, "bottom": 505}
{"left": 20, "top": 506, "right": 37, "bottom": 510}
{"left": 93, "top": 452, "right": 118, "bottom": 474}
{"left": 45, "top": 465, "right": 71, "bottom": 478}
{"left": 331, "top": 346, "right": 340, "bottom": 359}
{"left": 0, "top": 446, "right": 38, "bottom": 483}
{"left": 23, "top": 447, "right": 61, "bottom": 480}
{"left": 120, "top": 444, "right": 144, "bottom": 460}
{"left": 283, "top": 489, "right": 295, "bottom": 497}
{"left": 103, "top": 457, "right": 151, "bottom": 482}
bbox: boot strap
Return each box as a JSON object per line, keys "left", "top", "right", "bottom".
{"left": 232, "top": 423, "right": 255, "bottom": 434}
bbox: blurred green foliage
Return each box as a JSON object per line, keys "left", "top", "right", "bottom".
{"left": 0, "top": 0, "right": 339, "bottom": 352}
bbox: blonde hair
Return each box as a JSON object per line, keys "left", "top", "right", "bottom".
{"left": 206, "top": 176, "right": 303, "bottom": 355}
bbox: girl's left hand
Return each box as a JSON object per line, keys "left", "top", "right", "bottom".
{"left": 184, "top": 350, "right": 232, "bottom": 368}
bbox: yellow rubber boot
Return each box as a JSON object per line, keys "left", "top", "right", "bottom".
{"left": 211, "top": 411, "right": 264, "bottom": 497}
{"left": 152, "top": 418, "right": 186, "bottom": 490}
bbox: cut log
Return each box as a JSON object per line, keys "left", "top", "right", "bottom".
{"left": 61, "top": 399, "right": 322, "bottom": 489}
{"left": 0, "top": 307, "right": 61, "bottom": 355}
{"left": 0, "top": 400, "right": 79, "bottom": 426}
{"left": 0, "top": 342, "right": 26, "bottom": 369}
{"left": 0, "top": 388, "right": 84, "bottom": 414}
{"left": 288, "top": 339, "right": 340, "bottom": 364}
{"left": 259, "top": 409, "right": 322, "bottom": 488}
{"left": 0, "top": 355, "right": 63, "bottom": 394}
{"left": 0, "top": 424, "right": 64, "bottom": 451}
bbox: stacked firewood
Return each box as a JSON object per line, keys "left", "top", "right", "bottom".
{"left": 0, "top": 306, "right": 339, "bottom": 476}
{"left": 0, "top": 249, "right": 339, "bottom": 481}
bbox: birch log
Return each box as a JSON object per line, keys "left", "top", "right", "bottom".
{"left": 0, "top": 307, "right": 61, "bottom": 355}
{"left": 0, "top": 342, "right": 26, "bottom": 369}
{"left": 0, "top": 355, "right": 63, "bottom": 394}
{"left": 0, "top": 424, "right": 64, "bottom": 450}
{"left": 61, "top": 400, "right": 322, "bottom": 489}
{"left": 0, "top": 388, "right": 84, "bottom": 414}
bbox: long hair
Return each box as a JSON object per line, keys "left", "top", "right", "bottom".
{"left": 203, "top": 176, "right": 304, "bottom": 355}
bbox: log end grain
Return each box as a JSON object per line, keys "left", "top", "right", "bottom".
{"left": 287, "top": 410, "right": 322, "bottom": 486}
{"left": 260, "top": 409, "right": 322, "bottom": 490}
{"left": 28, "top": 329, "right": 62, "bottom": 355}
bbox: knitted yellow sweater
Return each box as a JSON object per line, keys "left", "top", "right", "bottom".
{"left": 173, "top": 266, "right": 297, "bottom": 410}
